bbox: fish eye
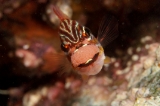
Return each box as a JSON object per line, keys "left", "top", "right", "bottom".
{"left": 61, "top": 44, "right": 70, "bottom": 52}
{"left": 85, "top": 27, "right": 91, "bottom": 36}
{"left": 82, "top": 27, "right": 91, "bottom": 38}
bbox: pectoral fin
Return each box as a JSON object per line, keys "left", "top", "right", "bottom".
{"left": 104, "top": 56, "right": 111, "bottom": 64}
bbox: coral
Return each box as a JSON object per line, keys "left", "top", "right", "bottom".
{"left": 109, "top": 21, "right": 160, "bottom": 106}
{"left": 0, "top": 0, "right": 27, "bottom": 19}
{"left": 23, "top": 82, "right": 66, "bottom": 106}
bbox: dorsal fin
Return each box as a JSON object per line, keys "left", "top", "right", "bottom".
{"left": 52, "top": 5, "right": 69, "bottom": 21}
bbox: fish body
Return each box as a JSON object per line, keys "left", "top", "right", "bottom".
{"left": 53, "top": 6, "right": 118, "bottom": 76}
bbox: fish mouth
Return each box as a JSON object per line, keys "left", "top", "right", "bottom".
{"left": 78, "top": 52, "right": 99, "bottom": 67}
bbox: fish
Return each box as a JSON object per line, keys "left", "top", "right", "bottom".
{"left": 52, "top": 6, "right": 118, "bottom": 79}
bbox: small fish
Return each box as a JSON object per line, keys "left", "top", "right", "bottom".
{"left": 53, "top": 6, "right": 118, "bottom": 79}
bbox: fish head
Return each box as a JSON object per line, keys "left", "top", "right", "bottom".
{"left": 59, "top": 19, "right": 92, "bottom": 53}
{"left": 59, "top": 19, "right": 105, "bottom": 75}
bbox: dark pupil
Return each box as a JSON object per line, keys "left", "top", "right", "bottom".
{"left": 61, "top": 44, "right": 69, "bottom": 52}
{"left": 85, "top": 27, "right": 91, "bottom": 36}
